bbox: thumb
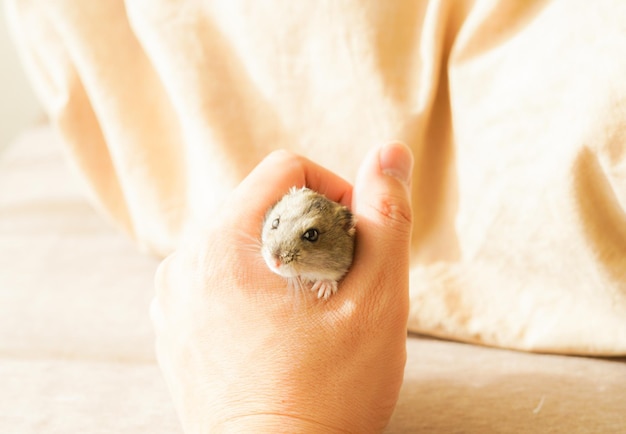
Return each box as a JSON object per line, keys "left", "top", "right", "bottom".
{"left": 353, "top": 142, "right": 414, "bottom": 251}
{"left": 346, "top": 141, "right": 413, "bottom": 315}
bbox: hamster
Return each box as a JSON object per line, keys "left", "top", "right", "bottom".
{"left": 261, "top": 187, "right": 356, "bottom": 300}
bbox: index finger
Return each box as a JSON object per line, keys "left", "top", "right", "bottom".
{"left": 226, "top": 150, "right": 353, "bottom": 229}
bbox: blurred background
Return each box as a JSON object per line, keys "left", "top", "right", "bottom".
{"left": 0, "top": 3, "right": 41, "bottom": 152}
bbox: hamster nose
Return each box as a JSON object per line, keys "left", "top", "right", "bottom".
{"left": 272, "top": 252, "right": 282, "bottom": 268}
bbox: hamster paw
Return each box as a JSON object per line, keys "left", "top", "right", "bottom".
{"left": 311, "top": 279, "right": 338, "bottom": 300}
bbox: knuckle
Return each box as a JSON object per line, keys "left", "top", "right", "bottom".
{"left": 266, "top": 149, "right": 299, "bottom": 166}
{"left": 154, "top": 253, "right": 175, "bottom": 294}
{"left": 370, "top": 194, "right": 412, "bottom": 233}
{"left": 266, "top": 149, "right": 308, "bottom": 181}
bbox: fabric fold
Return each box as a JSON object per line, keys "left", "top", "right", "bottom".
{"left": 7, "top": 0, "right": 626, "bottom": 354}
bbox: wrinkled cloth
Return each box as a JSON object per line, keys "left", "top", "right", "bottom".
{"left": 7, "top": 0, "right": 626, "bottom": 354}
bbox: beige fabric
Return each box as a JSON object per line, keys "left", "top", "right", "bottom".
{"left": 2, "top": 126, "right": 626, "bottom": 432}
{"left": 6, "top": 0, "right": 626, "bottom": 354}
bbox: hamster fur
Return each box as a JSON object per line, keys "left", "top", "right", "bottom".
{"left": 261, "top": 187, "right": 356, "bottom": 299}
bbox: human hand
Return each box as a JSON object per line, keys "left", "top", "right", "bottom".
{"left": 151, "top": 142, "right": 413, "bottom": 433}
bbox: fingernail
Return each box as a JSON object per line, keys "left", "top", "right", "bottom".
{"left": 379, "top": 142, "right": 413, "bottom": 187}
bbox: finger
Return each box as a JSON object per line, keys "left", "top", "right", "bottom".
{"left": 151, "top": 251, "right": 197, "bottom": 331}
{"left": 151, "top": 253, "right": 177, "bottom": 334}
{"left": 226, "top": 150, "right": 353, "bottom": 229}
{"left": 350, "top": 142, "right": 414, "bottom": 287}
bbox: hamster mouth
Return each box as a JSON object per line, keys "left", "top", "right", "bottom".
{"left": 267, "top": 261, "right": 300, "bottom": 278}
{"left": 262, "top": 248, "right": 300, "bottom": 278}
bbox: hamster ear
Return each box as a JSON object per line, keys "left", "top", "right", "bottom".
{"left": 340, "top": 207, "right": 356, "bottom": 235}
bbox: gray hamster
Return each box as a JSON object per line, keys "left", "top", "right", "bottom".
{"left": 261, "top": 187, "right": 356, "bottom": 299}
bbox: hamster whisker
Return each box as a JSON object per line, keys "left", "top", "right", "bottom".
{"left": 286, "top": 276, "right": 314, "bottom": 310}
{"left": 231, "top": 230, "right": 270, "bottom": 274}
{"left": 237, "top": 244, "right": 263, "bottom": 255}
{"left": 235, "top": 230, "right": 263, "bottom": 246}
{"left": 233, "top": 230, "right": 263, "bottom": 252}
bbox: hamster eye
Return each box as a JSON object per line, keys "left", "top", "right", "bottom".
{"left": 271, "top": 218, "right": 280, "bottom": 229}
{"left": 302, "top": 228, "right": 319, "bottom": 242}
